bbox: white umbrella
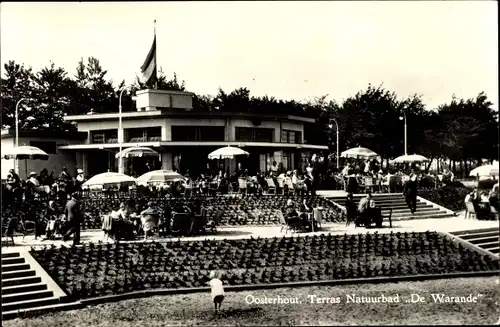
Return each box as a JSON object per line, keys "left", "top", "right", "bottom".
{"left": 469, "top": 164, "right": 499, "bottom": 177}
{"left": 208, "top": 146, "right": 249, "bottom": 160}
{"left": 340, "top": 146, "right": 378, "bottom": 159}
{"left": 2, "top": 146, "right": 50, "bottom": 178}
{"left": 82, "top": 172, "right": 136, "bottom": 190}
{"left": 3, "top": 146, "right": 49, "bottom": 160}
{"left": 115, "top": 146, "right": 159, "bottom": 158}
{"left": 136, "top": 170, "right": 186, "bottom": 185}
{"left": 390, "top": 154, "right": 429, "bottom": 164}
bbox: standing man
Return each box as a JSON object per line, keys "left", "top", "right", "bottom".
{"left": 403, "top": 174, "right": 418, "bottom": 215}
{"left": 63, "top": 192, "right": 83, "bottom": 245}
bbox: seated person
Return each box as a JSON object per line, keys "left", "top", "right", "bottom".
{"left": 477, "top": 191, "right": 491, "bottom": 220}
{"left": 357, "top": 192, "right": 373, "bottom": 227}
{"left": 115, "top": 202, "right": 137, "bottom": 240}
{"left": 140, "top": 202, "right": 159, "bottom": 240}
{"left": 299, "top": 199, "right": 312, "bottom": 219}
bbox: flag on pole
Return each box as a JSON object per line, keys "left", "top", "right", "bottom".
{"left": 140, "top": 35, "right": 157, "bottom": 85}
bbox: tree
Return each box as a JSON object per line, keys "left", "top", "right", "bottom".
{"left": 31, "top": 62, "right": 76, "bottom": 131}
{"left": 1, "top": 61, "right": 36, "bottom": 130}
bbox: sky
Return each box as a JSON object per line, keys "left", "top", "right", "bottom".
{"left": 1, "top": 1, "right": 498, "bottom": 110}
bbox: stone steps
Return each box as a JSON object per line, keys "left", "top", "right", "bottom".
{"left": 1, "top": 251, "right": 80, "bottom": 321}
{"left": 325, "top": 192, "right": 454, "bottom": 222}
{"left": 450, "top": 228, "right": 499, "bottom": 257}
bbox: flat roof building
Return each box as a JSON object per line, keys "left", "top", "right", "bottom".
{"left": 57, "top": 89, "right": 328, "bottom": 177}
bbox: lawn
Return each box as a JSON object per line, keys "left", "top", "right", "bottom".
{"left": 5, "top": 277, "right": 500, "bottom": 326}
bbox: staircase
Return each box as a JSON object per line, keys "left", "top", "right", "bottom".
{"left": 1, "top": 251, "right": 83, "bottom": 320}
{"left": 325, "top": 193, "right": 455, "bottom": 221}
{"left": 450, "top": 228, "right": 499, "bottom": 257}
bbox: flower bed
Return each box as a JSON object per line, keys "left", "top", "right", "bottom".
{"left": 419, "top": 186, "right": 471, "bottom": 212}
{"left": 79, "top": 195, "right": 346, "bottom": 229}
{"left": 30, "top": 232, "right": 499, "bottom": 300}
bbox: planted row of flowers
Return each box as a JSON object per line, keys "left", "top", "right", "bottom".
{"left": 78, "top": 195, "right": 345, "bottom": 229}
{"left": 30, "top": 231, "right": 499, "bottom": 299}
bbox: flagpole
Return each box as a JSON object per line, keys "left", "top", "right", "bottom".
{"left": 154, "top": 19, "right": 158, "bottom": 90}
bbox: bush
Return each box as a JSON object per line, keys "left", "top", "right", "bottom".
{"left": 419, "top": 186, "right": 471, "bottom": 212}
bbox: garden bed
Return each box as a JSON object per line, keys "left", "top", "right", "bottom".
{"left": 78, "top": 194, "right": 345, "bottom": 229}
{"left": 30, "top": 231, "right": 499, "bottom": 300}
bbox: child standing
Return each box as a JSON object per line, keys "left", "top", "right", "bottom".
{"left": 208, "top": 270, "right": 225, "bottom": 314}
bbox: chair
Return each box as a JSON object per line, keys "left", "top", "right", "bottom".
{"left": 285, "top": 179, "right": 295, "bottom": 195}
{"left": 265, "top": 178, "right": 276, "bottom": 194}
{"left": 465, "top": 202, "right": 477, "bottom": 219}
{"left": 277, "top": 179, "right": 285, "bottom": 195}
{"left": 364, "top": 177, "right": 375, "bottom": 193}
{"left": 382, "top": 208, "right": 393, "bottom": 228}
{"left": 2, "top": 218, "right": 19, "bottom": 246}
{"left": 313, "top": 208, "right": 323, "bottom": 229}
{"left": 171, "top": 213, "right": 190, "bottom": 236}
{"left": 278, "top": 210, "right": 289, "bottom": 233}
{"left": 21, "top": 220, "right": 36, "bottom": 240}
{"left": 238, "top": 178, "right": 247, "bottom": 194}
{"left": 490, "top": 206, "right": 499, "bottom": 220}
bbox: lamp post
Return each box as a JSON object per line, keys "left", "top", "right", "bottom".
{"left": 329, "top": 119, "right": 339, "bottom": 169}
{"left": 15, "top": 98, "right": 26, "bottom": 174}
{"left": 399, "top": 111, "right": 407, "bottom": 155}
{"left": 118, "top": 87, "right": 128, "bottom": 174}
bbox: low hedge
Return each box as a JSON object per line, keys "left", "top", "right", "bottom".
{"left": 419, "top": 186, "right": 471, "bottom": 212}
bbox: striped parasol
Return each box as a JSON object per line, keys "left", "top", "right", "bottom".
{"left": 136, "top": 170, "right": 186, "bottom": 185}
{"left": 390, "top": 154, "right": 429, "bottom": 164}
{"left": 208, "top": 146, "right": 249, "bottom": 160}
{"left": 340, "top": 146, "right": 378, "bottom": 159}
{"left": 115, "top": 146, "right": 159, "bottom": 158}
{"left": 82, "top": 172, "right": 136, "bottom": 190}
{"left": 2, "top": 146, "right": 49, "bottom": 160}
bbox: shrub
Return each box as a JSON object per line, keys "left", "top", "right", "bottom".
{"left": 419, "top": 186, "right": 471, "bottom": 212}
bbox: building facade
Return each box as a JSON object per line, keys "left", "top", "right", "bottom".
{"left": 61, "top": 89, "right": 328, "bottom": 177}
{"left": 1, "top": 129, "right": 87, "bottom": 180}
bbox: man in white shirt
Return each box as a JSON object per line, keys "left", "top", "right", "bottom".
{"left": 29, "top": 172, "right": 40, "bottom": 187}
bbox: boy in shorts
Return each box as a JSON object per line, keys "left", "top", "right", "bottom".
{"left": 208, "top": 270, "right": 225, "bottom": 313}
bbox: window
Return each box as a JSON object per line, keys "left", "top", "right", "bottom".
{"left": 235, "top": 127, "right": 274, "bottom": 142}
{"left": 90, "top": 129, "right": 118, "bottom": 144}
{"left": 282, "top": 152, "right": 292, "bottom": 171}
{"left": 125, "top": 127, "right": 161, "bottom": 143}
{"left": 198, "top": 126, "right": 225, "bottom": 141}
{"left": 30, "top": 141, "right": 57, "bottom": 154}
{"left": 171, "top": 126, "right": 225, "bottom": 142}
{"left": 281, "top": 130, "right": 302, "bottom": 144}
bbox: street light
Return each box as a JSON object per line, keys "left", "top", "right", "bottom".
{"left": 118, "top": 87, "right": 129, "bottom": 174}
{"left": 399, "top": 111, "right": 407, "bottom": 155}
{"left": 15, "top": 98, "right": 26, "bottom": 174}
{"left": 328, "top": 118, "right": 340, "bottom": 169}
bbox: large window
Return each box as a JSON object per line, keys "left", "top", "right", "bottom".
{"left": 90, "top": 129, "right": 118, "bottom": 144}
{"left": 125, "top": 127, "right": 161, "bottom": 143}
{"left": 281, "top": 130, "right": 302, "bottom": 144}
{"left": 171, "top": 126, "right": 225, "bottom": 142}
{"left": 235, "top": 127, "right": 274, "bottom": 142}
{"left": 30, "top": 141, "right": 57, "bottom": 154}
{"left": 282, "top": 152, "right": 292, "bottom": 171}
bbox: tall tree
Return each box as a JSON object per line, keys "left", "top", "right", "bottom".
{"left": 1, "top": 61, "right": 36, "bottom": 130}
{"left": 31, "top": 62, "right": 76, "bottom": 130}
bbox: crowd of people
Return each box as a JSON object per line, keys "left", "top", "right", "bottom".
{"left": 464, "top": 186, "right": 499, "bottom": 220}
